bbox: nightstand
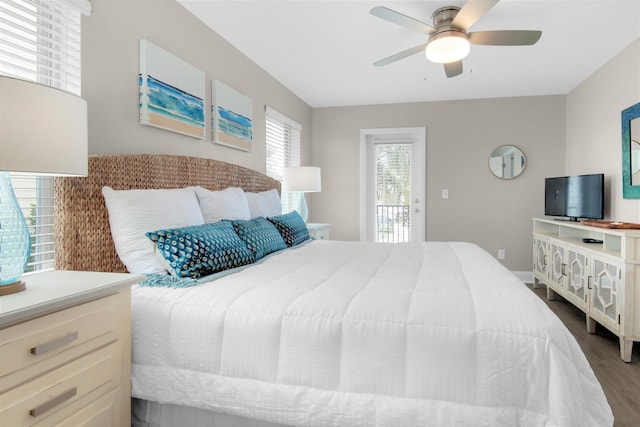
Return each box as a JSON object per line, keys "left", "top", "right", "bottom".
{"left": 307, "top": 223, "right": 331, "bottom": 240}
{"left": 0, "top": 270, "right": 144, "bottom": 426}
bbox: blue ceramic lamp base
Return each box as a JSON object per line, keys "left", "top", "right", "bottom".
{"left": 297, "top": 192, "right": 309, "bottom": 223}
{"left": 0, "top": 171, "right": 31, "bottom": 295}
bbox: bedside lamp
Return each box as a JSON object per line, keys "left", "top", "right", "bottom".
{"left": 0, "top": 76, "right": 88, "bottom": 295}
{"left": 282, "top": 166, "right": 321, "bottom": 222}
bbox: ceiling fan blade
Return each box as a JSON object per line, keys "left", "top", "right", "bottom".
{"left": 469, "top": 30, "right": 542, "bottom": 46}
{"left": 451, "top": 0, "right": 499, "bottom": 30}
{"left": 373, "top": 43, "right": 429, "bottom": 66}
{"left": 444, "top": 61, "right": 463, "bottom": 78}
{"left": 370, "top": 6, "right": 434, "bottom": 34}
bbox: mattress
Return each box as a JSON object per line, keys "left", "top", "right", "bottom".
{"left": 130, "top": 240, "right": 612, "bottom": 426}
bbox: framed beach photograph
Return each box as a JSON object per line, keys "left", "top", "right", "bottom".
{"left": 213, "top": 80, "right": 253, "bottom": 151}
{"left": 139, "top": 39, "right": 205, "bottom": 139}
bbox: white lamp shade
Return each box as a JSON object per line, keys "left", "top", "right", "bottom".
{"left": 282, "top": 166, "right": 322, "bottom": 192}
{"left": 0, "top": 76, "right": 88, "bottom": 176}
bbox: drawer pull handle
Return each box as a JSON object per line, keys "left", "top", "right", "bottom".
{"left": 29, "top": 387, "right": 77, "bottom": 417}
{"left": 30, "top": 331, "right": 78, "bottom": 356}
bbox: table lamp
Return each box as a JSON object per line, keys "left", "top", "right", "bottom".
{"left": 0, "top": 76, "right": 88, "bottom": 295}
{"left": 282, "top": 166, "right": 321, "bottom": 222}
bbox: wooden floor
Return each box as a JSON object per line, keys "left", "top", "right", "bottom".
{"left": 527, "top": 284, "right": 640, "bottom": 427}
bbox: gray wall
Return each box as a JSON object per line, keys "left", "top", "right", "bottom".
{"left": 309, "top": 37, "right": 640, "bottom": 272}
{"left": 82, "top": 0, "right": 312, "bottom": 173}
{"left": 312, "top": 96, "right": 566, "bottom": 271}
{"left": 81, "top": 0, "right": 640, "bottom": 273}
{"left": 566, "top": 39, "right": 640, "bottom": 222}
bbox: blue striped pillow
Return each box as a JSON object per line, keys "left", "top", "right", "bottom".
{"left": 146, "top": 221, "right": 254, "bottom": 278}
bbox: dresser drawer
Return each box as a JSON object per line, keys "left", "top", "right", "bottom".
{"left": 0, "top": 342, "right": 120, "bottom": 425}
{"left": 47, "top": 387, "right": 121, "bottom": 427}
{"left": 0, "top": 294, "right": 120, "bottom": 392}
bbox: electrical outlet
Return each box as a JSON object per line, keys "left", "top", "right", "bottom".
{"left": 442, "top": 189, "right": 449, "bottom": 199}
{"left": 498, "top": 249, "right": 506, "bottom": 260}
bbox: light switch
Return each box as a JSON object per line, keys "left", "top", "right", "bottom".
{"left": 442, "top": 189, "right": 449, "bottom": 199}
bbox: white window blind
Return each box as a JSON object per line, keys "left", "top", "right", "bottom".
{"left": 375, "top": 143, "right": 411, "bottom": 243}
{"left": 0, "top": 0, "right": 90, "bottom": 273}
{"left": 265, "top": 106, "right": 301, "bottom": 213}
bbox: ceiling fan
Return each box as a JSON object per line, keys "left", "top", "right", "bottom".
{"left": 370, "top": 0, "right": 542, "bottom": 78}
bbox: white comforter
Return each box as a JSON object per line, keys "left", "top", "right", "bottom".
{"left": 130, "top": 241, "right": 612, "bottom": 427}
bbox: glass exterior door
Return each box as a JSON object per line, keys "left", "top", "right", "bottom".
{"left": 361, "top": 128, "right": 425, "bottom": 243}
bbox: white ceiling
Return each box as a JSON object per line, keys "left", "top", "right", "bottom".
{"left": 177, "top": 0, "right": 640, "bottom": 108}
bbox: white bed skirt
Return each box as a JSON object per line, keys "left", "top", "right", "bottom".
{"left": 132, "top": 398, "right": 288, "bottom": 427}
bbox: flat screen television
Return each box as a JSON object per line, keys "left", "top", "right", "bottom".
{"left": 545, "top": 173, "right": 604, "bottom": 221}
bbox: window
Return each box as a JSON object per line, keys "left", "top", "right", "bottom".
{"left": 0, "top": 0, "right": 90, "bottom": 272}
{"left": 375, "top": 143, "right": 411, "bottom": 243}
{"left": 265, "top": 106, "right": 301, "bottom": 213}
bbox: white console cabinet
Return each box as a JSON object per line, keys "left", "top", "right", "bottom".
{"left": 533, "top": 218, "right": 640, "bottom": 362}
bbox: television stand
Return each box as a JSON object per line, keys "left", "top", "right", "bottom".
{"left": 533, "top": 218, "right": 640, "bottom": 362}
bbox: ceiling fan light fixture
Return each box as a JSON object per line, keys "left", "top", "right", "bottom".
{"left": 425, "top": 31, "right": 470, "bottom": 64}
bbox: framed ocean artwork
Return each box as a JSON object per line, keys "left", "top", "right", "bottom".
{"left": 139, "top": 39, "right": 205, "bottom": 139}
{"left": 213, "top": 80, "right": 253, "bottom": 151}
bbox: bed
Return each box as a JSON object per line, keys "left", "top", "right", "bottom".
{"left": 54, "top": 154, "right": 613, "bottom": 427}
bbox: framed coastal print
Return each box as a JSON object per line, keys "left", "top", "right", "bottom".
{"left": 213, "top": 80, "right": 253, "bottom": 151}
{"left": 139, "top": 39, "right": 205, "bottom": 139}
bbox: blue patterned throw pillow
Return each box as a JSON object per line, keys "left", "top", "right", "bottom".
{"left": 146, "top": 221, "right": 254, "bottom": 278}
{"left": 228, "top": 217, "right": 287, "bottom": 260}
{"left": 267, "top": 211, "right": 310, "bottom": 247}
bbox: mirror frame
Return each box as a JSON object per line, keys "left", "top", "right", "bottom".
{"left": 488, "top": 144, "right": 527, "bottom": 180}
{"left": 622, "top": 102, "right": 640, "bottom": 198}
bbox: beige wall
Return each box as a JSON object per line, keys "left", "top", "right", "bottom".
{"left": 82, "top": 0, "right": 312, "bottom": 173}
{"left": 566, "top": 38, "right": 640, "bottom": 222}
{"left": 312, "top": 96, "right": 566, "bottom": 271}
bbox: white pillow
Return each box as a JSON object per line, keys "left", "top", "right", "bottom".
{"left": 102, "top": 186, "right": 205, "bottom": 274}
{"left": 245, "top": 189, "right": 282, "bottom": 218}
{"left": 194, "top": 186, "right": 251, "bottom": 222}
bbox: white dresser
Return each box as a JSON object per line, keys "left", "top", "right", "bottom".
{"left": 0, "top": 270, "right": 144, "bottom": 426}
{"left": 533, "top": 218, "right": 640, "bottom": 362}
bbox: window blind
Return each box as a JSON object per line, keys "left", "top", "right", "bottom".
{"left": 0, "top": 0, "right": 89, "bottom": 273}
{"left": 375, "top": 143, "right": 412, "bottom": 243}
{"left": 265, "top": 106, "right": 301, "bottom": 213}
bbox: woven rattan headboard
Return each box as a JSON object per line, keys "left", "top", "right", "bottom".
{"left": 54, "top": 154, "right": 281, "bottom": 273}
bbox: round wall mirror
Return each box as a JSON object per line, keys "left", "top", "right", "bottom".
{"left": 489, "top": 145, "right": 526, "bottom": 179}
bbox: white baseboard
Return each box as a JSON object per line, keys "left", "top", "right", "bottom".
{"left": 513, "top": 271, "right": 534, "bottom": 284}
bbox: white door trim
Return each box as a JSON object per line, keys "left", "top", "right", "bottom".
{"left": 359, "top": 127, "right": 426, "bottom": 242}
